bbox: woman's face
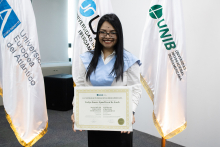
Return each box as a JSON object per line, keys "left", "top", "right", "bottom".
{"left": 98, "top": 21, "right": 118, "bottom": 50}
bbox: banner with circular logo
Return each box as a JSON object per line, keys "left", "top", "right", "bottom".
{"left": 80, "top": 0, "right": 97, "bottom": 17}
{"left": 140, "top": 0, "right": 187, "bottom": 139}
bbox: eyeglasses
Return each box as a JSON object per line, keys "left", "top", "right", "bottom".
{"left": 99, "top": 31, "right": 117, "bottom": 38}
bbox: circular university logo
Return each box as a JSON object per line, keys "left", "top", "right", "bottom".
{"left": 149, "top": 5, "right": 163, "bottom": 19}
{"left": 118, "top": 118, "right": 125, "bottom": 125}
{"left": 80, "top": 0, "right": 96, "bottom": 17}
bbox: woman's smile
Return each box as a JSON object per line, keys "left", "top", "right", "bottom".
{"left": 103, "top": 39, "right": 114, "bottom": 44}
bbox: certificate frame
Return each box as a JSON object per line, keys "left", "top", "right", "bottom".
{"left": 74, "top": 86, "right": 132, "bottom": 131}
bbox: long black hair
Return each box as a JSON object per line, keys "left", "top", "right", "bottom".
{"left": 86, "top": 14, "right": 124, "bottom": 82}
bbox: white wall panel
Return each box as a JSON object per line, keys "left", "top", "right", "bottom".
{"left": 32, "top": 0, "right": 68, "bottom": 63}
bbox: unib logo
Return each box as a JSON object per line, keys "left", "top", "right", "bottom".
{"left": 97, "top": 94, "right": 103, "bottom": 96}
{"left": 80, "top": 0, "right": 96, "bottom": 17}
{"left": 0, "top": 0, "right": 21, "bottom": 38}
{"left": 149, "top": 5, "right": 163, "bottom": 19}
{"left": 149, "top": 5, "right": 176, "bottom": 50}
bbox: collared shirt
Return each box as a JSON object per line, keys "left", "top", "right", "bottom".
{"left": 101, "top": 50, "right": 116, "bottom": 64}
{"left": 73, "top": 51, "right": 142, "bottom": 112}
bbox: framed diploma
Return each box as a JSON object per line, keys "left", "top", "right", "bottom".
{"left": 74, "top": 86, "right": 133, "bottom": 131}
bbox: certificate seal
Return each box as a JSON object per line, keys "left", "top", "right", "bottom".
{"left": 118, "top": 118, "right": 124, "bottom": 125}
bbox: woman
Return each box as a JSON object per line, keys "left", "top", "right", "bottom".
{"left": 71, "top": 14, "right": 142, "bottom": 147}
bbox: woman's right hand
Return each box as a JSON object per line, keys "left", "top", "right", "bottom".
{"left": 71, "top": 113, "right": 83, "bottom": 132}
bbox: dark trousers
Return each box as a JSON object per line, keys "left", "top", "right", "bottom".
{"left": 88, "top": 131, "right": 133, "bottom": 147}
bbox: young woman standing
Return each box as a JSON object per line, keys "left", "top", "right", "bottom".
{"left": 71, "top": 14, "right": 142, "bottom": 147}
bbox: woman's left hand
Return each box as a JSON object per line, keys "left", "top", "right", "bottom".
{"left": 121, "top": 114, "right": 135, "bottom": 134}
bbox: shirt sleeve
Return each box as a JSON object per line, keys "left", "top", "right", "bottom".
{"left": 126, "top": 62, "right": 142, "bottom": 112}
{"left": 72, "top": 58, "right": 86, "bottom": 112}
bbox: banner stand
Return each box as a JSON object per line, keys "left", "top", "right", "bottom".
{"left": 162, "top": 137, "right": 166, "bottom": 147}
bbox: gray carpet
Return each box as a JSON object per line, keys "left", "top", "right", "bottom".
{"left": 0, "top": 106, "right": 183, "bottom": 147}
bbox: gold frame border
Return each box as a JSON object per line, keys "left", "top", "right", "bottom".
{"left": 75, "top": 89, "right": 130, "bottom": 130}
{"left": 4, "top": 108, "right": 48, "bottom": 146}
{"left": 140, "top": 74, "right": 187, "bottom": 139}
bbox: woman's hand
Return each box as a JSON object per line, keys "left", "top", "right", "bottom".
{"left": 121, "top": 115, "right": 135, "bottom": 134}
{"left": 71, "top": 113, "right": 83, "bottom": 132}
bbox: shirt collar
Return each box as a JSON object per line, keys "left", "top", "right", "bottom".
{"left": 101, "top": 50, "right": 116, "bottom": 58}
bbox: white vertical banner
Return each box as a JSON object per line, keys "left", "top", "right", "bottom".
{"left": 0, "top": 0, "right": 48, "bottom": 146}
{"left": 0, "top": 44, "right": 2, "bottom": 97}
{"left": 72, "top": 0, "right": 113, "bottom": 84}
{"left": 140, "top": 0, "right": 187, "bottom": 139}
